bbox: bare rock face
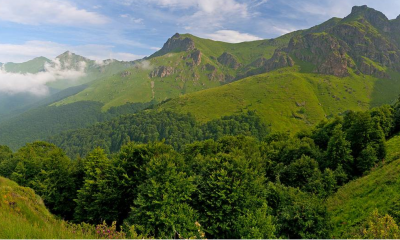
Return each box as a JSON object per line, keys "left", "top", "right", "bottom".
{"left": 150, "top": 33, "right": 195, "bottom": 58}
{"left": 238, "top": 50, "right": 294, "bottom": 79}
{"left": 348, "top": 5, "right": 391, "bottom": 33}
{"left": 207, "top": 70, "right": 225, "bottom": 82}
{"left": 359, "top": 58, "right": 390, "bottom": 78}
{"left": 217, "top": 52, "right": 242, "bottom": 69}
{"left": 204, "top": 63, "right": 216, "bottom": 71}
{"left": 328, "top": 21, "right": 400, "bottom": 72}
{"left": 150, "top": 66, "right": 175, "bottom": 78}
{"left": 250, "top": 57, "right": 268, "bottom": 68}
{"left": 189, "top": 50, "right": 202, "bottom": 66}
{"left": 264, "top": 50, "right": 294, "bottom": 72}
{"left": 288, "top": 33, "right": 350, "bottom": 77}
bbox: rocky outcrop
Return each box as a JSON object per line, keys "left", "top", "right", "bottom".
{"left": 359, "top": 58, "right": 390, "bottom": 78}
{"left": 328, "top": 20, "right": 400, "bottom": 71}
{"left": 150, "top": 33, "right": 195, "bottom": 58}
{"left": 347, "top": 5, "right": 391, "bottom": 33}
{"left": 189, "top": 50, "right": 202, "bottom": 66}
{"left": 217, "top": 52, "right": 242, "bottom": 69}
{"left": 149, "top": 66, "right": 175, "bottom": 78}
{"left": 250, "top": 57, "right": 268, "bottom": 68}
{"left": 239, "top": 50, "right": 294, "bottom": 79}
{"left": 204, "top": 63, "right": 216, "bottom": 71}
{"left": 264, "top": 50, "right": 294, "bottom": 72}
{"left": 288, "top": 33, "right": 351, "bottom": 77}
{"left": 207, "top": 70, "right": 226, "bottom": 82}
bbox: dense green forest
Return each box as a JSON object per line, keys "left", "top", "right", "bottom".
{"left": 1, "top": 102, "right": 400, "bottom": 238}
{"left": 0, "top": 101, "right": 155, "bottom": 150}
{"left": 49, "top": 110, "right": 269, "bottom": 158}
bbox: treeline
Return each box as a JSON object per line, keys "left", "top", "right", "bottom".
{"left": 49, "top": 110, "right": 270, "bottom": 158}
{"left": 0, "top": 103, "right": 398, "bottom": 238}
{"left": 0, "top": 101, "right": 154, "bottom": 150}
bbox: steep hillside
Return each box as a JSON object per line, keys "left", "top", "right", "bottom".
{"left": 3, "top": 57, "right": 51, "bottom": 73}
{"left": 0, "top": 177, "right": 96, "bottom": 238}
{"left": 0, "top": 53, "right": 132, "bottom": 121}
{"left": 4, "top": 5, "right": 400, "bottom": 148}
{"left": 54, "top": 32, "right": 298, "bottom": 110}
{"left": 153, "top": 6, "right": 400, "bottom": 131}
{"left": 159, "top": 66, "right": 400, "bottom": 132}
{"left": 327, "top": 133, "right": 400, "bottom": 238}
{"left": 47, "top": 51, "right": 132, "bottom": 90}
{"left": 0, "top": 100, "right": 153, "bottom": 150}
{"left": 55, "top": 6, "right": 400, "bottom": 114}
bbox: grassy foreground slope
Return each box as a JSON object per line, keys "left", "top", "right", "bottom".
{"left": 0, "top": 177, "right": 95, "bottom": 239}
{"left": 327, "top": 133, "right": 400, "bottom": 237}
{"left": 160, "top": 67, "right": 400, "bottom": 132}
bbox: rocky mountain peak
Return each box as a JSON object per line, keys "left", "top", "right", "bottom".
{"left": 347, "top": 5, "right": 390, "bottom": 32}
{"left": 350, "top": 5, "right": 369, "bottom": 14}
{"left": 150, "top": 33, "right": 196, "bottom": 58}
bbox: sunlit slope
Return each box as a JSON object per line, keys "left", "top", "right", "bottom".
{"left": 0, "top": 177, "right": 95, "bottom": 239}
{"left": 327, "top": 133, "right": 400, "bottom": 237}
{"left": 159, "top": 67, "right": 400, "bottom": 132}
{"left": 54, "top": 33, "right": 297, "bottom": 110}
{"left": 3, "top": 57, "right": 51, "bottom": 73}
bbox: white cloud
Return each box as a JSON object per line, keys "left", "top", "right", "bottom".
{"left": 271, "top": 26, "right": 298, "bottom": 35}
{"left": 120, "top": 14, "right": 144, "bottom": 24}
{"left": 0, "top": 0, "right": 108, "bottom": 26}
{"left": 148, "top": 0, "right": 248, "bottom": 16}
{"left": 126, "top": 0, "right": 249, "bottom": 31}
{"left": 0, "top": 41, "right": 145, "bottom": 63}
{"left": 205, "top": 30, "right": 262, "bottom": 43}
{"left": 0, "top": 58, "right": 86, "bottom": 96}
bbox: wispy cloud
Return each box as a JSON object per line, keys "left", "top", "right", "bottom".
{"left": 205, "top": 30, "right": 262, "bottom": 43}
{"left": 0, "top": 41, "right": 145, "bottom": 63}
{"left": 0, "top": 57, "right": 86, "bottom": 96}
{"left": 0, "top": 0, "right": 108, "bottom": 26}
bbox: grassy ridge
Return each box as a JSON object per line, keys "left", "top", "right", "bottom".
{"left": 0, "top": 177, "right": 96, "bottom": 239}
{"left": 54, "top": 33, "right": 296, "bottom": 111}
{"left": 159, "top": 67, "right": 397, "bottom": 132}
{"left": 327, "top": 133, "right": 400, "bottom": 237}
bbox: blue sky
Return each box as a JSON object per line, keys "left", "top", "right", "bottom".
{"left": 1, "top": 0, "right": 400, "bottom": 63}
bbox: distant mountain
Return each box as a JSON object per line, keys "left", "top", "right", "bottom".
{"left": 0, "top": 52, "right": 133, "bottom": 123}
{"left": 47, "top": 51, "right": 133, "bottom": 89}
{"left": 3, "top": 5, "right": 400, "bottom": 149}
{"left": 156, "top": 5, "right": 400, "bottom": 131}
{"left": 53, "top": 32, "right": 298, "bottom": 110}
{"left": 3, "top": 56, "right": 51, "bottom": 73}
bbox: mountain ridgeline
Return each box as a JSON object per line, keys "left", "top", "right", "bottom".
{"left": 3, "top": 4, "right": 400, "bottom": 239}
{"left": 2, "top": 5, "right": 400, "bottom": 148}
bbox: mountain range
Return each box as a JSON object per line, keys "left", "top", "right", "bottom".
{"left": 2, "top": 5, "right": 400, "bottom": 148}
{"left": 3, "top": 5, "right": 400, "bottom": 239}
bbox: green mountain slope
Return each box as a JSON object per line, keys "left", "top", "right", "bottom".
{"left": 0, "top": 177, "right": 96, "bottom": 238}
{"left": 327, "top": 133, "right": 400, "bottom": 238}
{"left": 152, "top": 6, "right": 400, "bottom": 132}
{"left": 3, "top": 57, "right": 51, "bottom": 73}
{"left": 159, "top": 67, "right": 400, "bottom": 132}
{"left": 47, "top": 51, "right": 133, "bottom": 90}
{"left": 4, "top": 5, "right": 400, "bottom": 148}
{"left": 54, "top": 32, "right": 298, "bottom": 110}
{"left": 55, "top": 6, "right": 400, "bottom": 115}
{"left": 0, "top": 52, "right": 132, "bottom": 121}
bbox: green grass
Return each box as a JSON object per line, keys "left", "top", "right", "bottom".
{"left": 4, "top": 57, "right": 50, "bottom": 74}
{"left": 53, "top": 32, "right": 296, "bottom": 111}
{"left": 327, "top": 134, "right": 400, "bottom": 237}
{"left": 0, "top": 177, "right": 97, "bottom": 239}
{"left": 159, "top": 66, "right": 386, "bottom": 132}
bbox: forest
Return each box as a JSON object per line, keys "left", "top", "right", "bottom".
{"left": 1, "top": 100, "right": 400, "bottom": 239}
